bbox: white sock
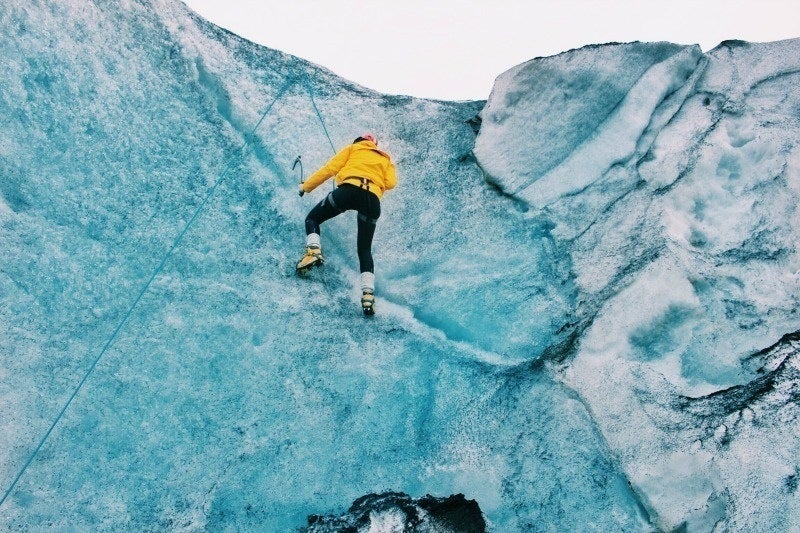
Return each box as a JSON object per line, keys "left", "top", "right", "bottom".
{"left": 361, "top": 271, "right": 375, "bottom": 292}
{"left": 306, "top": 233, "right": 320, "bottom": 248}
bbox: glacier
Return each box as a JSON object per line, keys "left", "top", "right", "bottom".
{"left": 1, "top": 0, "right": 799, "bottom": 531}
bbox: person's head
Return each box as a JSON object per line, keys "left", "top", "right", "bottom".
{"left": 353, "top": 133, "right": 378, "bottom": 145}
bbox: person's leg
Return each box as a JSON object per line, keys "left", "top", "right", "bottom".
{"left": 297, "top": 190, "right": 347, "bottom": 270}
{"left": 357, "top": 202, "right": 379, "bottom": 313}
{"left": 305, "top": 191, "right": 344, "bottom": 242}
{"left": 356, "top": 190, "right": 381, "bottom": 275}
{"left": 356, "top": 216, "right": 378, "bottom": 273}
{"left": 298, "top": 186, "right": 363, "bottom": 274}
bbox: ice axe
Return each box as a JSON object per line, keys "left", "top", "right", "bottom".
{"left": 292, "top": 155, "right": 304, "bottom": 196}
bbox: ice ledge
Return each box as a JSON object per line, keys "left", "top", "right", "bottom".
{"left": 518, "top": 46, "right": 701, "bottom": 207}
{"left": 473, "top": 42, "right": 702, "bottom": 206}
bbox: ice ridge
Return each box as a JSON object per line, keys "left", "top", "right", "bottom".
{"left": 475, "top": 37, "right": 800, "bottom": 529}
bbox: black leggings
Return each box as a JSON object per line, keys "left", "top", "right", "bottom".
{"left": 305, "top": 184, "right": 381, "bottom": 273}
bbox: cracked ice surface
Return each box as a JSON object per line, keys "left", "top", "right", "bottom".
{"left": 476, "top": 39, "right": 800, "bottom": 529}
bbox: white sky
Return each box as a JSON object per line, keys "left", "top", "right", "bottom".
{"left": 181, "top": 0, "right": 800, "bottom": 101}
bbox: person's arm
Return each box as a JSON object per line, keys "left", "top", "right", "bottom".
{"left": 383, "top": 160, "right": 397, "bottom": 191}
{"left": 301, "top": 146, "right": 351, "bottom": 193}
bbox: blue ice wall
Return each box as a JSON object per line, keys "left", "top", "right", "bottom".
{"left": 3, "top": 1, "right": 798, "bottom": 531}
{"left": 0, "top": 1, "right": 647, "bottom": 531}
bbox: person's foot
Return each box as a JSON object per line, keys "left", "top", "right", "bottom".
{"left": 296, "top": 245, "right": 323, "bottom": 273}
{"left": 361, "top": 289, "right": 375, "bottom": 315}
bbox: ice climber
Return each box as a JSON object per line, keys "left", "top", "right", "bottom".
{"left": 296, "top": 133, "right": 397, "bottom": 315}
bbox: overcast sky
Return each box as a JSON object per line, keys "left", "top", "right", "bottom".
{"left": 181, "top": 0, "right": 800, "bottom": 101}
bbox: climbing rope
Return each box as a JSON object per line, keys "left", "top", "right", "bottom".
{"left": 0, "top": 78, "right": 294, "bottom": 508}
{"left": 301, "top": 71, "right": 337, "bottom": 156}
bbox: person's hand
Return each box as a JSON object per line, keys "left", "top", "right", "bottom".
{"left": 298, "top": 184, "right": 305, "bottom": 197}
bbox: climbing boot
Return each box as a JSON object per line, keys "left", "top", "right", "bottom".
{"left": 296, "top": 245, "right": 323, "bottom": 274}
{"left": 361, "top": 289, "right": 375, "bottom": 316}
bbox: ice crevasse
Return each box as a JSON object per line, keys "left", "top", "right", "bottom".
{"left": 1, "top": 0, "right": 799, "bottom": 531}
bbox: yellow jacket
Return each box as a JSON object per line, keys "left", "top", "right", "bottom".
{"left": 301, "top": 140, "right": 397, "bottom": 199}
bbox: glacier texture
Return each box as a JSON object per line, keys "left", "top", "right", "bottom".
{"left": 1, "top": 0, "right": 798, "bottom": 531}
{"left": 475, "top": 39, "right": 800, "bottom": 530}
